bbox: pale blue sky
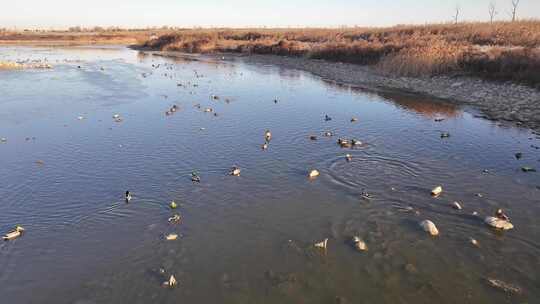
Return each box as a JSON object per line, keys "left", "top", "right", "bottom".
{"left": 3, "top": 0, "right": 540, "bottom": 29}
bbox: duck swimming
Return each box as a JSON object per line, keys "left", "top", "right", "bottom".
{"left": 191, "top": 172, "right": 201, "bottom": 183}
{"left": 324, "top": 115, "right": 332, "bottom": 121}
{"left": 3, "top": 226, "right": 24, "bottom": 241}
{"left": 230, "top": 166, "right": 241, "bottom": 176}
{"left": 125, "top": 191, "right": 132, "bottom": 202}
{"left": 495, "top": 209, "right": 510, "bottom": 221}
{"left": 264, "top": 130, "right": 272, "bottom": 142}
{"left": 168, "top": 214, "right": 181, "bottom": 223}
{"left": 484, "top": 208, "right": 514, "bottom": 230}
{"left": 323, "top": 131, "right": 334, "bottom": 137}
{"left": 308, "top": 169, "right": 320, "bottom": 179}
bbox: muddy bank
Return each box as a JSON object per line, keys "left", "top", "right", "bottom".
{"left": 227, "top": 54, "right": 540, "bottom": 133}
{"left": 0, "top": 60, "right": 52, "bottom": 70}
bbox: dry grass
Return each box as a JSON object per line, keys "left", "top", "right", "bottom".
{"left": 0, "top": 30, "right": 166, "bottom": 46}
{"left": 140, "top": 20, "right": 540, "bottom": 86}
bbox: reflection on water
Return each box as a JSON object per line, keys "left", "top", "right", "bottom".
{"left": 0, "top": 46, "right": 539, "bottom": 304}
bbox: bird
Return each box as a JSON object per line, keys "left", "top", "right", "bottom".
{"left": 495, "top": 209, "right": 510, "bottom": 222}
{"left": 191, "top": 172, "right": 201, "bottom": 183}
{"left": 125, "top": 191, "right": 132, "bottom": 202}
{"left": 325, "top": 115, "right": 332, "bottom": 121}
{"left": 3, "top": 226, "right": 25, "bottom": 241}
{"left": 230, "top": 166, "right": 241, "bottom": 176}
{"left": 264, "top": 130, "right": 272, "bottom": 142}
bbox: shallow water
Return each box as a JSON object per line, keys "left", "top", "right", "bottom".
{"left": 1, "top": 46, "right": 539, "bottom": 304}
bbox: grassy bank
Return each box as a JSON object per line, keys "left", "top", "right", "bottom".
{"left": 0, "top": 30, "right": 167, "bottom": 46}
{"left": 140, "top": 21, "right": 540, "bottom": 87}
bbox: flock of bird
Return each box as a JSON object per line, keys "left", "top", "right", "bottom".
{"left": 1, "top": 54, "right": 529, "bottom": 294}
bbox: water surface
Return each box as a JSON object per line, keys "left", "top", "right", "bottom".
{"left": 1, "top": 46, "right": 539, "bottom": 304}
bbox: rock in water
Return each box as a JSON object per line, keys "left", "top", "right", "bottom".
{"left": 420, "top": 220, "right": 439, "bottom": 236}
{"left": 484, "top": 216, "right": 514, "bottom": 230}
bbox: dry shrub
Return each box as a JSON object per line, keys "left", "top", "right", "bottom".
{"left": 460, "top": 47, "right": 540, "bottom": 87}
{"left": 308, "top": 41, "right": 401, "bottom": 64}
{"left": 139, "top": 20, "right": 540, "bottom": 86}
{"left": 377, "top": 40, "right": 466, "bottom": 76}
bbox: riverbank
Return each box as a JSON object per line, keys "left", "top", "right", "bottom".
{"left": 148, "top": 50, "right": 540, "bottom": 133}
{"left": 0, "top": 30, "right": 164, "bottom": 46}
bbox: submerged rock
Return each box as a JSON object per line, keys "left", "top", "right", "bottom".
{"left": 419, "top": 220, "right": 439, "bottom": 236}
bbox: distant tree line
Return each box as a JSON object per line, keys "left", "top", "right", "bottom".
{"left": 453, "top": 0, "right": 522, "bottom": 24}
{"left": 66, "top": 25, "right": 178, "bottom": 32}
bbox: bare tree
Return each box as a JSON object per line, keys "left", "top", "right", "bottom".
{"left": 489, "top": 1, "right": 498, "bottom": 23}
{"left": 510, "top": 0, "right": 520, "bottom": 22}
{"left": 453, "top": 4, "right": 461, "bottom": 24}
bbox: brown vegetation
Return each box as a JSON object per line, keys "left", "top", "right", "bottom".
{"left": 140, "top": 21, "right": 540, "bottom": 87}
{"left": 0, "top": 30, "right": 168, "bottom": 46}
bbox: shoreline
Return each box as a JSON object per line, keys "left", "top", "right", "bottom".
{"left": 149, "top": 50, "right": 540, "bottom": 133}
{"left": 3, "top": 42, "right": 539, "bottom": 133}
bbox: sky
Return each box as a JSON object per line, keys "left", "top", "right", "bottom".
{"left": 2, "top": 0, "right": 540, "bottom": 29}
